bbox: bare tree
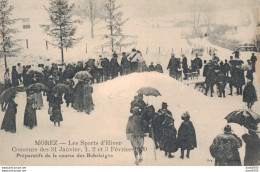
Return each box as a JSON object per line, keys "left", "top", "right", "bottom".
{"left": 76, "top": 0, "right": 103, "bottom": 39}
{"left": 203, "top": 0, "right": 215, "bottom": 34}
{"left": 192, "top": 0, "right": 201, "bottom": 34}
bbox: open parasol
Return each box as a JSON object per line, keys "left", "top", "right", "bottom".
{"left": 137, "top": 87, "right": 161, "bottom": 97}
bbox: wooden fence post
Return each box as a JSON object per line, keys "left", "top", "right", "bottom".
{"left": 26, "top": 39, "right": 28, "bottom": 49}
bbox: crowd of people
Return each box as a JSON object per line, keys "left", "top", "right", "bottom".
{"left": 166, "top": 50, "right": 258, "bottom": 108}
{"left": 0, "top": 48, "right": 164, "bottom": 133}
{"left": 0, "top": 47, "right": 259, "bottom": 166}
{"left": 127, "top": 95, "right": 197, "bottom": 165}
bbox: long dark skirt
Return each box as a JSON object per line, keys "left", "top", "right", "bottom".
{"left": 24, "top": 103, "right": 37, "bottom": 129}
{"left": 1, "top": 111, "right": 16, "bottom": 133}
{"left": 50, "top": 106, "right": 63, "bottom": 123}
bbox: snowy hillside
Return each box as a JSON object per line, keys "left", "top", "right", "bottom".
{"left": 0, "top": 72, "right": 259, "bottom": 166}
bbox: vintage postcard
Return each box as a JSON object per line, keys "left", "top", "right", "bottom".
{"left": 0, "top": 0, "right": 259, "bottom": 167}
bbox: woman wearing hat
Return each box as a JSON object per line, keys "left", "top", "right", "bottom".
{"left": 210, "top": 125, "right": 242, "bottom": 166}
{"left": 24, "top": 90, "right": 37, "bottom": 129}
{"left": 1, "top": 92, "right": 17, "bottom": 133}
{"left": 242, "top": 124, "right": 260, "bottom": 166}
{"left": 177, "top": 112, "right": 197, "bottom": 159}
{"left": 160, "top": 112, "right": 178, "bottom": 158}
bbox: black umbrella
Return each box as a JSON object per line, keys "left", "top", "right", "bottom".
{"left": 27, "top": 83, "right": 49, "bottom": 92}
{"left": 225, "top": 109, "right": 260, "bottom": 127}
{"left": 0, "top": 88, "right": 17, "bottom": 104}
{"left": 52, "top": 83, "right": 72, "bottom": 94}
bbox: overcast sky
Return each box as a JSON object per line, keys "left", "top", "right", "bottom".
{"left": 10, "top": 0, "right": 260, "bottom": 18}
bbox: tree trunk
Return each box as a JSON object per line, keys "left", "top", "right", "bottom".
{"left": 60, "top": 25, "right": 64, "bottom": 63}
{"left": 2, "top": 34, "right": 7, "bottom": 68}
{"left": 61, "top": 47, "right": 64, "bottom": 63}
{"left": 91, "top": 21, "right": 94, "bottom": 39}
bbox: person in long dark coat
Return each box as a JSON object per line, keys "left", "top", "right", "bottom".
{"left": 46, "top": 76, "right": 56, "bottom": 103}
{"left": 1, "top": 94, "right": 17, "bottom": 133}
{"left": 210, "top": 125, "right": 242, "bottom": 166}
{"left": 243, "top": 81, "right": 258, "bottom": 109}
{"left": 161, "top": 114, "right": 178, "bottom": 158}
{"left": 215, "top": 72, "right": 227, "bottom": 98}
{"left": 167, "top": 54, "right": 180, "bottom": 79}
{"left": 83, "top": 80, "right": 94, "bottom": 114}
{"left": 233, "top": 65, "right": 245, "bottom": 95}
{"left": 205, "top": 67, "right": 216, "bottom": 97}
{"left": 182, "top": 55, "right": 188, "bottom": 79}
{"left": 73, "top": 80, "right": 85, "bottom": 112}
{"left": 101, "top": 57, "right": 110, "bottom": 81}
{"left": 121, "top": 52, "right": 130, "bottom": 75}
{"left": 49, "top": 93, "right": 63, "bottom": 126}
{"left": 242, "top": 124, "right": 260, "bottom": 166}
{"left": 203, "top": 60, "right": 210, "bottom": 77}
{"left": 250, "top": 53, "right": 257, "bottom": 72}
{"left": 24, "top": 91, "right": 37, "bottom": 129}
{"left": 11, "top": 66, "right": 19, "bottom": 87}
{"left": 110, "top": 53, "right": 120, "bottom": 79}
{"left": 178, "top": 112, "right": 197, "bottom": 159}
{"left": 64, "top": 79, "right": 74, "bottom": 107}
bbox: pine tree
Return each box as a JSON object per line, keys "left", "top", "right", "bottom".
{"left": 0, "top": 0, "right": 21, "bottom": 68}
{"left": 102, "top": 0, "right": 135, "bottom": 52}
{"left": 42, "top": 0, "right": 81, "bottom": 63}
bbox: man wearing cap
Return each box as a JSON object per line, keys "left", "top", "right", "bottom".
{"left": 158, "top": 102, "right": 172, "bottom": 116}
{"left": 242, "top": 124, "right": 260, "bottom": 166}
{"left": 210, "top": 125, "right": 242, "bottom": 166}
{"left": 126, "top": 107, "right": 145, "bottom": 165}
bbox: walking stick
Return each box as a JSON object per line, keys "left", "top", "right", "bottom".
{"left": 151, "top": 127, "right": 157, "bottom": 161}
